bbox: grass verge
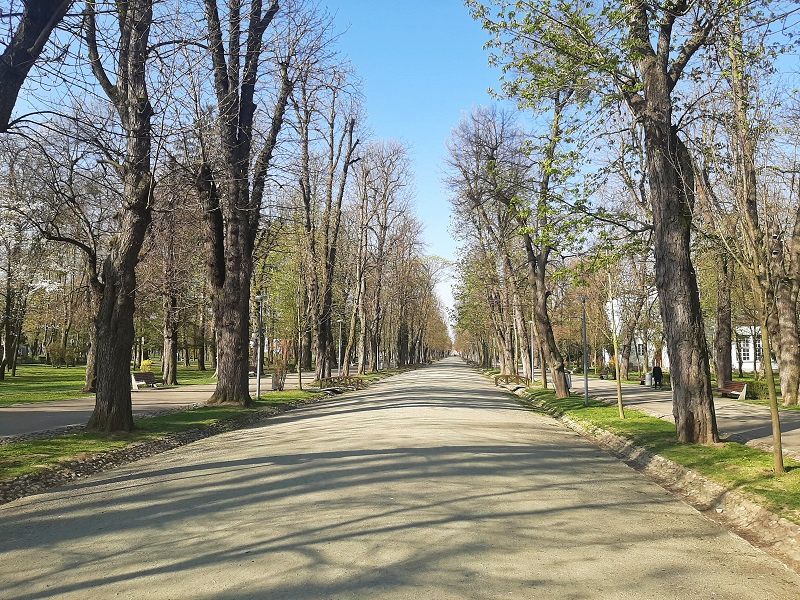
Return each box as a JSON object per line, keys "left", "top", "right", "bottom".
{"left": 0, "top": 390, "right": 322, "bottom": 481}
{"left": 523, "top": 388, "right": 800, "bottom": 525}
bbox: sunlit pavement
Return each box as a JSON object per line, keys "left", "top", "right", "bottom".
{"left": 1, "top": 357, "right": 798, "bottom": 599}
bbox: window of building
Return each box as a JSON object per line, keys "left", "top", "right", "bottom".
{"left": 738, "top": 336, "right": 751, "bottom": 362}
{"left": 754, "top": 336, "right": 763, "bottom": 361}
{"left": 636, "top": 343, "right": 645, "bottom": 357}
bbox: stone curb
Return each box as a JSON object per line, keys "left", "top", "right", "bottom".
{"left": 484, "top": 375, "right": 800, "bottom": 575}
{"left": 0, "top": 366, "right": 424, "bottom": 506}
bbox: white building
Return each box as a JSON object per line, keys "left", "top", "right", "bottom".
{"left": 624, "top": 326, "right": 777, "bottom": 374}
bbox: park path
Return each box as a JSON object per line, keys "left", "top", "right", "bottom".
{"left": 586, "top": 377, "right": 800, "bottom": 460}
{"left": 1, "top": 357, "right": 797, "bottom": 599}
{"left": 0, "top": 372, "right": 316, "bottom": 438}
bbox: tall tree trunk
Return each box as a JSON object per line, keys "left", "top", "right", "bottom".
{"left": 773, "top": 211, "right": 800, "bottom": 406}
{"left": 197, "top": 308, "right": 207, "bottom": 372}
{"left": 523, "top": 235, "right": 567, "bottom": 397}
{"left": 83, "top": 334, "right": 97, "bottom": 392}
{"left": 775, "top": 280, "right": 800, "bottom": 407}
{"left": 0, "top": 265, "right": 11, "bottom": 381}
{"left": 207, "top": 265, "right": 252, "bottom": 404}
{"left": 197, "top": 1, "right": 289, "bottom": 404}
{"left": 619, "top": 339, "right": 632, "bottom": 381}
{"left": 635, "top": 64, "right": 717, "bottom": 442}
{"left": 85, "top": 0, "right": 154, "bottom": 432}
{"left": 82, "top": 287, "right": 101, "bottom": 392}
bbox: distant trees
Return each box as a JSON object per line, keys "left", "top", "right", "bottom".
{"left": 293, "top": 64, "right": 360, "bottom": 380}
{"left": 447, "top": 106, "right": 582, "bottom": 397}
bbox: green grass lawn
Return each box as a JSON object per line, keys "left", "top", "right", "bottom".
{"left": 0, "top": 363, "right": 217, "bottom": 406}
{"left": 0, "top": 365, "right": 91, "bottom": 406}
{"left": 0, "top": 389, "right": 323, "bottom": 480}
{"left": 523, "top": 388, "right": 800, "bottom": 524}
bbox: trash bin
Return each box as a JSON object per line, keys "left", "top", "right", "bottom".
{"left": 645, "top": 373, "right": 652, "bottom": 387}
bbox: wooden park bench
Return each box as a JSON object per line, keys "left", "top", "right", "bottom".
{"left": 131, "top": 371, "right": 163, "bottom": 390}
{"left": 318, "top": 376, "right": 366, "bottom": 392}
{"left": 718, "top": 381, "right": 747, "bottom": 401}
{"left": 494, "top": 374, "right": 530, "bottom": 387}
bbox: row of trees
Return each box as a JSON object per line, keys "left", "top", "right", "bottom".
{"left": 0, "top": 1, "right": 449, "bottom": 431}
{"left": 453, "top": 1, "right": 799, "bottom": 469}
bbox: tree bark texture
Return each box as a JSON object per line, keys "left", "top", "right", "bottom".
{"left": 198, "top": 0, "right": 289, "bottom": 404}
{"left": 629, "top": 58, "right": 718, "bottom": 443}
{"left": 85, "top": 0, "right": 154, "bottom": 432}
{"left": 0, "top": 0, "right": 72, "bottom": 132}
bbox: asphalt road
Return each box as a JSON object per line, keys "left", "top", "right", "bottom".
{"left": 1, "top": 357, "right": 798, "bottom": 599}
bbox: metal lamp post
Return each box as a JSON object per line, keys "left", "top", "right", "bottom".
{"left": 528, "top": 319, "right": 535, "bottom": 383}
{"left": 255, "top": 295, "right": 265, "bottom": 401}
{"left": 337, "top": 318, "right": 343, "bottom": 376}
{"left": 581, "top": 296, "right": 589, "bottom": 406}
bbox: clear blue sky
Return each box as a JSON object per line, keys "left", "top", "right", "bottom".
{"left": 330, "top": 1, "right": 503, "bottom": 315}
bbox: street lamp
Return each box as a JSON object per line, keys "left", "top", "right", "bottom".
{"left": 255, "top": 295, "right": 266, "bottom": 401}
{"left": 581, "top": 296, "right": 589, "bottom": 406}
{"left": 337, "top": 318, "right": 344, "bottom": 376}
{"left": 528, "top": 319, "right": 535, "bottom": 383}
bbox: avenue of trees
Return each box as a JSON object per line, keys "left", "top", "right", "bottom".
{"left": 453, "top": 1, "right": 800, "bottom": 466}
{"left": 0, "top": 1, "right": 450, "bottom": 431}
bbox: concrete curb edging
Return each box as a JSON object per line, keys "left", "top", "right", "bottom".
{"left": 492, "top": 379, "right": 800, "bottom": 574}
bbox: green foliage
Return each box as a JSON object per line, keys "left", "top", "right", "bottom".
{"left": 746, "top": 380, "right": 772, "bottom": 400}
{"left": 45, "top": 343, "right": 67, "bottom": 368}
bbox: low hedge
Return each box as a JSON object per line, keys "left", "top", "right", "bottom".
{"left": 745, "top": 380, "right": 772, "bottom": 400}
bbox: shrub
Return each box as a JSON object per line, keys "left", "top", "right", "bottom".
{"left": 746, "top": 380, "right": 771, "bottom": 400}
{"left": 46, "top": 343, "right": 66, "bottom": 368}
{"left": 139, "top": 359, "right": 154, "bottom": 373}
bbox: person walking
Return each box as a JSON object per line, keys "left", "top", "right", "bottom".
{"left": 652, "top": 365, "right": 663, "bottom": 389}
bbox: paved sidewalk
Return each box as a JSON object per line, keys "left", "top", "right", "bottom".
{"left": 0, "top": 372, "right": 316, "bottom": 438}
{"left": 585, "top": 377, "right": 800, "bottom": 459}
{"left": 1, "top": 357, "right": 797, "bottom": 599}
